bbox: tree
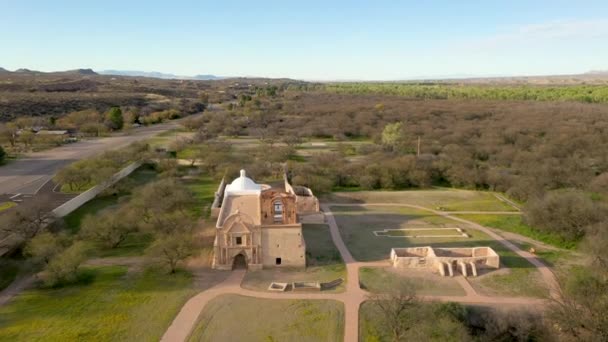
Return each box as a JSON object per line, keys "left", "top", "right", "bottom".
{"left": 381, "top": 122, "right": 408, "bottom": 152}
{"left": 0, "top": 145, "right": 5, "bottom": 164}
{"left": 53, "top": 161, "right": 93, "bottom": 191}
{"left": 525, "top": 190, "right": 605, "bottom": 241}
{"left": 549, "top": 223, "right": 608, "bottom": 341}
{"left": 19, "top": 130, "right": 36, "bottom": 148}
{"left": 0, "top": 122, "right": 18, "bottom": 147}
{"left": 0, "top": 195, "right": 50, "bottom": 240}
{"left": 367, "top": 280, "right": 418, "bottom": 342}
{"left": 25, "top": 231, "right": 65, "bottom": 265}
{"left": 147, "top": 233, "right": 195, "bottom": 273}
{"left": 79, "top": 206, "right": 138, "bottom": 248}
{"left": 44, "top": 241, "right": 89, "bottom": 286}
{"left": 105, "top": 107, "right": 124, "bottom": 130}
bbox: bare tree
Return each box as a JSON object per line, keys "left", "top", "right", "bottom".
{"left": 366, "top": 281, "right": 418, "bottom": 342}
{"left": 0, "top": 195, "right": 51, "bottom": 241}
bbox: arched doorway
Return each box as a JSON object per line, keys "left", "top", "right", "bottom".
{"left": 232, "top": 253, "right": 247, "bottom": 270}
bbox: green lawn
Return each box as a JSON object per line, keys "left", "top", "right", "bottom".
{"left": 183, "top": 175, "right": 217, "bottom": 218}
{"left": 63, "top": 196, "right": 119, "bottom": 234}
{"left": 454, "top": 214, "right": 575, "bottom": 249}
{"left": 330, "top": 205, "right": 465, "bottom": 261}
{"left": 325, "top": 189, "right": 516, "bottom": 212}
{"left": 0, "top": 201, "right": 17, "bottom": 212}
{"left": 242, "top": 224, "right": 346, "bottom": 292}
{"left": 93, "top": 233, "right": 155, "bottom": 258}
{"left": 0, "top": 266, "right": 198, "bottom": 341}
{"left": 176, "top": 146, "right": 200, "bottom": 160}
{"left": 359, "top": 267, "right": 466, "bottom": 296}
{"left": 188, "top": 295, "right": 344, "bottom": 342}
{"left": 331, "top": 205, "right": 549, "bottom": 298}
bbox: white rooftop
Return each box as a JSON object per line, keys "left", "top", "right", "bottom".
{"left": 225, "top": 169, "right": 262, "bottom": 195}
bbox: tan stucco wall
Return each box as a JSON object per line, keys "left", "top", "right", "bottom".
{"left": 261, "top": 226, "right": 306, "bottom": 267}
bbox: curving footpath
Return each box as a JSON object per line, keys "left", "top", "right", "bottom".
{"left": 161, "top": 202, "right": 557, "bottom": 342}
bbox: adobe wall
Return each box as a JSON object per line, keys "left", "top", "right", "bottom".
{"left": 210, "top": 177, "right": 226, "bottom": 219}
{"left": 260, "top": 190, "right": 298, "bottom": 225}
{"left": 390, "top": 247, "right": 500, "bottom": 271}
{"left": 283, "top": 172, "right": 320, "bottom": 213}
{"left": 261, "top": 226, "right": 306, "bottom": 267}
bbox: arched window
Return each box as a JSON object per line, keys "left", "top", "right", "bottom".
{"left": 273, "top": 199, "right": 283, "bottom": 223}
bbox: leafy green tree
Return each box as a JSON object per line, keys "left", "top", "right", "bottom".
{"left": 79, "top": 206, "right": 139, "bottom": 248}
{"left": 44, "top": 241, "right": 89, "bottom": 286}
{"left": 147, "top": 233, "right": 195, "bottom": 273}
{"left": 105, "top": 107, "right": 124, "bottom": 130}
{"left": 25, "top": 231, "right": 66, "bottom": 265}
{"left": 381, "top": 122, "right": 407, "bottom": 152}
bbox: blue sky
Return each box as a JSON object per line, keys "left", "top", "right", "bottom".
{"left": 1, "top": 1, "right": 607, "bottom": 80}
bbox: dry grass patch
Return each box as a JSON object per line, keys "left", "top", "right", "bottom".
{"left": 188, "top": 294, "right": 344, "bottom": 342}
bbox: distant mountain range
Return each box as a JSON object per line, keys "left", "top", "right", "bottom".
{"left": 0, "top": 67, "right": 222, "bottom": 80}
{"left": 0, "top": 68, "right": 98, "bottom": 76}
{"left": 98, "top": 70, "right": 223, "bottom": 80}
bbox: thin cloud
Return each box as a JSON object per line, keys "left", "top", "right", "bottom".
{"left": 466, "top": 19, "right": 608, "bottom": 49}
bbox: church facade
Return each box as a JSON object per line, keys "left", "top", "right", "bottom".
{"left": 212, "top": 170, "right": 317, "bottom": 270}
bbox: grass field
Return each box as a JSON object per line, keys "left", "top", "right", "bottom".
{"left": 331, "top": 205, "right": 465, "bottom": 261}
{"left": 242, "top": 224, "right": 346, "bottom": 292}
{"left": 62, "top": 196, "right": 119, "bottom": 234}
{"left": 62, "top": 167, "right": 158, "bottom": 234}
{"left": 325, "top": 189, "right": 517, "bottom": 212}
{"left": 331, "top": 205, "right": 549, "bottom": 298}
{"left": 0, "top": 266, "right": 198, "bottom": 341}
{"left": 359, "top": 267, "right": 466, "bottom": 296}
{"left": 188, "top": 294, "right": 344, "bottom": 342}
{"left": 182, "top": 174, "right": 217, "bottom": 218}
{"left": 359, "top": 301, "right": 470, "bottom": 341}
{"left": 454, "top": 214, "right": 575, "bottom": 249}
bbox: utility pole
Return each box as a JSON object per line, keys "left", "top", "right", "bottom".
{"left": 417, "top": 136, "right": 421, "bottom": 157}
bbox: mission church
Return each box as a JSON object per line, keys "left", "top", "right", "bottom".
{"left": 212, "top": 170, "right": 319, "bottom": 270}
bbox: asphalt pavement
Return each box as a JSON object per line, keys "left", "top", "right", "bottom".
{"left": 0, "top": 120, "right": 182, "bottom": 196}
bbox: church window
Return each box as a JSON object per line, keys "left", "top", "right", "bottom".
{"left": 273, "top": 200, "right": 283, "bottom": 223}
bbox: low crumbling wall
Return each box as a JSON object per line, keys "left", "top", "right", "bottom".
{"left": 283, "top": 172, "right": 320, "bottom": 213}
{"left": 390, "top": 246, "right": 500, "bottom": 276}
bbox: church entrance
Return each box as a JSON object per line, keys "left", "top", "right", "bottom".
{"left": 232, "top": 253, "right": 247, "bottom": 270}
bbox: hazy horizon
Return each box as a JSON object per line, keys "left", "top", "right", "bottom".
{"left": 2, "top": 1, "right": 608, "bottom": 80}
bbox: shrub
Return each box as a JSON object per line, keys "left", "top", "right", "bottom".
{"left": 44, "top": 242, "right": 89, "bottom": 286}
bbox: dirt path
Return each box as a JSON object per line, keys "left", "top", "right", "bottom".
{"left": 161, "top": 203, "right": 555, "bottom": 342}
{"left": 494, "top": 194, "right": 522, "bottom": 211}
{"left": 0, "top": 275, "right": 36, "bottom": 307}
{"left": 444, "top": 211, "right": 522, "bottom": 215}
{"left": 326, "top": 202, "right": 560, "bottom": 300}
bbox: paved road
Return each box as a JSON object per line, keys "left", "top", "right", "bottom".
{"left": 0, "top": 121, "right": 182, "bottom": 195}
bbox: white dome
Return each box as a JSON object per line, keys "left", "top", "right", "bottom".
{"left": 225, "top": 170, "right": 262, "bottom": 195}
